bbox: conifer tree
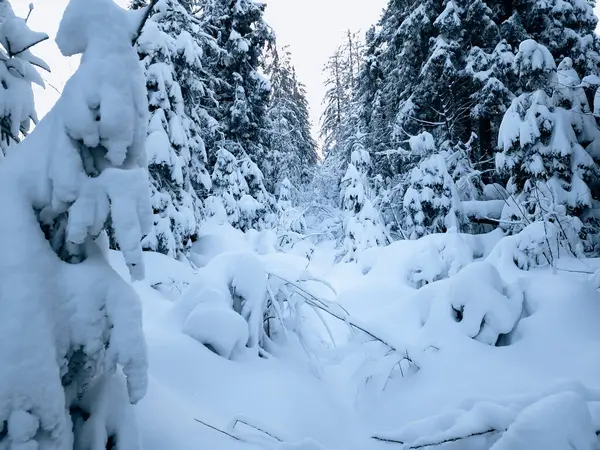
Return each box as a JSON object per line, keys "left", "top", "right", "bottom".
{"left": 496, "top": 42, "right": 596, "bottom": 235}
{"left": 199, "top": 0, "right": 278, "bottom": 230}
{"left": 354, "top": 0, "right": 599, "bottom": 173}
{"left": 0, "top": 1, "right": 152, "bottom": 446}
{"left": 134, "top": 0, "right": 217, "bottom": 258}
{"left": 264, "top": 46, "right": 317, "bottom": 190}
{"left": 340, "top": 145, "right": 387, "bottom": 260}
{"left": 202, "top": 0, "right": 273, "bottom": 165}
{"left": 0, "top": 2, "right": 49, "bottom": 158}
{"left": 320, "top": 31, "right": 362, "bottom": 165}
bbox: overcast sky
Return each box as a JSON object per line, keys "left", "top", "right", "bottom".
{"left": 263, "top": 0, "right": 387, "bottom": 137}
{"left": 10, "top": 0, "right": 387, "bottom": 138}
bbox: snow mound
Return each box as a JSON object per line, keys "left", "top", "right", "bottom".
{"left": 418, "top": 261, "right": 523, "bottom": 346}
{"left": 183, "top": 302, "right": 250, "bottom": 359}
{"left": 174, "top": 252, "right": 267, "bottom": 356}
{"left": 491, "top": 391, "right": 596, "bottom": 450}
{"left": 375, "top": 388, "right": 598, "bottom": 450}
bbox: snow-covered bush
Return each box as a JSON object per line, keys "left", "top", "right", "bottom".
{"left": 173, "top": 251, "right": 335, "bottom": 362}
{"left": 0, "top": 0, "right": 152, "bottom": 447}
{"left": 489, "top": 213, "right": 584, "bottom": 270}
{"left": 444, "top": 135, "right": 484, "bottom": 202}
{"left": 0, "top": 1, "right": 49, "bottom": 158}
{"left": 205, "top": 144, "right": 277, "bottom": 232}
{"left": 340, "top": 146, "right": 387, "bottom": 261}
{"left": 239, "top": 155, "right": 278, "bottom": 231}
{"left": 277, "top": 176, "right": 294, "bottom": 211}
{"left": 206, "top": 146, "right": 246, "bottom": 225}
{"left": 417, "top": 262, "right": 524, "bottom": 346}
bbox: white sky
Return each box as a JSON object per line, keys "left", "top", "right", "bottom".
{"left": 10, "top": 0, "right": 387, "bottom": 138}
{"left": 263, "top": 0, "right": 387, "bottom": 137}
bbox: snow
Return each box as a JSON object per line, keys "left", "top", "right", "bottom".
{"left": 491, "top": 391, "right": 596, "bottom": 450}
{"left": 3, "top": 0, "right": 600, "bottom": 449}
{"left": 68, "top": 218, "right": 590, "bottom": 450}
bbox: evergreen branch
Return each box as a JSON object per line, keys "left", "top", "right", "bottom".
{"left": 9, "top": 35, "right": 49, "bottom": 58}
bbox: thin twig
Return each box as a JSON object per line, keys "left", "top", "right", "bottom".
{"left": 372, "top": 428, "right": 502, "bottom": 448}
{"left": 410, "top": 429, "right": 501, "bottom": 449}
{"left": 372, "top": 435, "right": 405, "bottom": 444}
{"left": 231, "top": 419, "right": 283, "bottom": 442}
{"left": 10, "top": 36, "right": 49, "bottom": 58}
{"left": 194, "top": 418, "right": 241, "bottom": 441}
{"left": 269, "top": 273, "right": 404, "bottom": 354}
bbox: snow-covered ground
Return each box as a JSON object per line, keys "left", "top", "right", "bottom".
{"left": 107, "top": 223, "right": 600, "bottom": 450}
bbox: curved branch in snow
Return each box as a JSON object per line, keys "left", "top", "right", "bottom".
{"left": 372, "top": 429, "right": 502, "bottom": 448}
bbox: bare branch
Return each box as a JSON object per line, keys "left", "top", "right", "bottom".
{"left": 372, "top": 428, "right": 502, "bottom": 448}
{"left": 194, "top": 418, "right": 241, "bottom": 441}
{"left": 231, "top": 419, "right": 283, "bottom": 442}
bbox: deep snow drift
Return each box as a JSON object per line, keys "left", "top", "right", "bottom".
{"left": 108, "top": 222, "right": 600, "bottom": 450}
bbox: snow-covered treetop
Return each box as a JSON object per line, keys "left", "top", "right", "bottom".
{"left": 409, "top": 131, "right": 436, "bottom": 156}
{"left": 32, "top": 0, "right": 153, "bottom": 278}
{"left": 57, "top": 0, "right": 148, "bottom": 56}
{"left": 350, "top": 144, "right": 371, "bottom": 173}
{"left": 54, "top": 0, "right": 150, "bottom": 170}
{"left": 514, "top": 40, "right": 556, "bottom": 90}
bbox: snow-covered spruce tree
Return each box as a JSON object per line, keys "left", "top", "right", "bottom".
{"left": 340, "top": 145, "right": 387, "bottom": 261}
{"left": 352, "top": 0, "right": 600, "bottom": 207}
{"left": 205, "top": 145, "right": 246, "bottom": 226}
{"left": 204, "top": 142, "right": 275, "bottom": 230}
{"left": 402, "top": 133, "right": 462, "bottom": 239}
{"left": 0, "top": 1, "right": 50, "bottom": 158}
{"left": 133, "top": 0, "right": 217, "bottom": 258}
{"left": 239, "top": 153, "right": 277, "bottom": 230}
{"left": 496, "top": 41, "right": 596, "bottom": 244}
{"left": 197, "top": 0, "right": 278, "bottom": 230}
{"left": 0, "top": 0, "right": 152, "bottom": 448}
{"left": 202, "top": 0, "right": 273, "bottom": 164}
{"left": 264, "top": 46, "right": 317, "bottom": 190}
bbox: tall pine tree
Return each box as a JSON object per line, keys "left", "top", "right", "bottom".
{"left": 133, "top": 0, "right": 216, "bottom": 258}
{"left": 264, "top": 45, "right": 317, "bottom": 193}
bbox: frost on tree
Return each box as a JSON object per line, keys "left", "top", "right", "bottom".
{"left": 0, "top": 0, "right": 152, "bottom": 448}
{"left": 497, "top": 42, "right": 596, "bottom": 244}
{"left": 0, "top": 0, "right": 50, "bottom": 158}
{"left": 134, "top": 0, "right": 215, "bottom": 259}
{"left": 341, "top": 145, "right": 387, "bottom": 261}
